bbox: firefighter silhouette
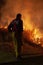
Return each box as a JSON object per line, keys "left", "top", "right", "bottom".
{"left": 8, "top": 13, "right": 23, "bottom": 59}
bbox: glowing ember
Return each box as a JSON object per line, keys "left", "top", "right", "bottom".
{"left": 4, "top": 26, "right": 7, "bottom": 29}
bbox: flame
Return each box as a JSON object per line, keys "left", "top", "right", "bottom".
{"left": 23, "top": 14, "right": 33, "bottom": 30}
{"left": 31, "top": 28, "right": 43, "bottom": 46}
{"left": 33, "top": 28, "right": 41, "bottom": 39}
{"left": 23, "top": 16, "right": 43, "bottom": 46}
{"left": 4, "top": 26, "right": 7, "bottom": 29}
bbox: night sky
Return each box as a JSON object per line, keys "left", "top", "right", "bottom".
{"left": 0, "top": 0, "right": 43, "bottom": 33}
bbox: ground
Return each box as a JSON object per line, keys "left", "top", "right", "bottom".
{"left": 0, "top": 30, "right": 43, "bottom": 64}
{"left": 0, "top": 41, "right": 43, "bottom": 64}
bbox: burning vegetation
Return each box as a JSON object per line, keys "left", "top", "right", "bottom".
{"left": 23, "top": 27, "right": 43, "bottom": 47}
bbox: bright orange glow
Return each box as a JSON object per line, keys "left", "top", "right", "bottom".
{"left": 23, "top": 16, "right": 43, "bottom": 46}
{"left": 32, "top": 28, "right": 42, "bottom": 44}
{"left": 33, "top": 28, "right": 42, "bottom": 39}
{"left": 23, "top": 14, "right": 33, "bottom": 30}
{"left": 4, "top": 26, "right": 7, "bottom": 29}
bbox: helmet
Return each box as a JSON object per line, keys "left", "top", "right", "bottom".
{"left": 16, "top": 13, "right": 22, "bottom": 19}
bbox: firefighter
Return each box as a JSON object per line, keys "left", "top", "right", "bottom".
{"left": 8, "top": 13, "right": 23, "bottom": 59}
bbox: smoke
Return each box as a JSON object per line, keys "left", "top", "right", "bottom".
{"left": 0, "top": 0, "right": 6, "bottom": 26}
{"left": 0, "top": 0, "right": 6, "bottom": 8}
{"left": 30, "top": 0, "right": 43, "bottom": 33}
{"left": 0, "top": 0, "right": 43, "bottom": 33}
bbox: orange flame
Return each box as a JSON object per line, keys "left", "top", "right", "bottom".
{"left": 23, "top": 15, "right": 33, "bottom": 30}
{"left": 23, "top": 17, "right": 43, "bottom": 46}
{"left": 32, "top": 28, "right": 42, "bottom": 44}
